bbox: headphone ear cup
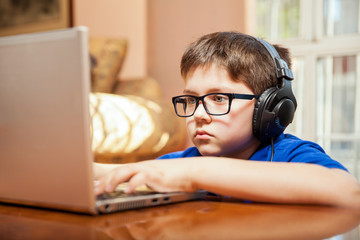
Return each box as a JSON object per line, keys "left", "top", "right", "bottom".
{"left": 253, "top": 86, "right": 297, "bottom": 143}
{"left": 273, "top": 98, "right": 296, "bottom": 130}
{"left": 253, "top": 87, "right": 277, "bottom": 142}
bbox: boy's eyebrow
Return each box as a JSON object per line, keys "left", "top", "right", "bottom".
{"left": 183, "top": 88, "right": 225, "bottom": 95}
{"left": 183, "top": 89, "right": 196, "bottom": 94}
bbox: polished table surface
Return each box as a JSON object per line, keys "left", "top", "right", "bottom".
{"left": 1, "top": 199, "right": 359, "bottom": 240}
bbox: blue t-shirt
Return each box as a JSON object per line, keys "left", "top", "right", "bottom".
{"left": 158, "top": 133, "right": 348, "bottom": 171}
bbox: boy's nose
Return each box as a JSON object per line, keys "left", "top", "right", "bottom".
{"left": 193, "top": 102, "right": 211, "bottom": 121}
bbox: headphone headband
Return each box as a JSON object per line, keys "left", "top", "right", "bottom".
{"left": 255, "top": 38, "right": 294, "bottom": 81}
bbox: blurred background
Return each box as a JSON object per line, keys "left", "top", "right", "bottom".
{"left": 1, "top": 0, "right": 359, "bottom": 180}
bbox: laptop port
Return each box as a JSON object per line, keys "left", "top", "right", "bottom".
{"left": 152, "top": 198, "right": 159, "bottom": 203}
{"left": 104, "top": 204, "right": 111, "bottom": 213}
{"left": 163, "top": 197, "right": 170, "bottom": 202}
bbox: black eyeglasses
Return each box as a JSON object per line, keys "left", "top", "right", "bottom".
{"left": 172, "top": 93, "right": 259, "bottom": 117}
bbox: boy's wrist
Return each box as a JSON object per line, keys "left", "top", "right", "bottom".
{"left": 186, "top": 157, "right": 207, "bottom": 192}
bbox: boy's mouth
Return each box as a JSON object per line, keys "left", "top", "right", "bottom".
{"left": 194, "top": 130, "right": 213, "bottom": 140}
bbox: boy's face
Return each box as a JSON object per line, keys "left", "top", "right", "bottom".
{"left": 184, "top": 64, "right": 260, "bottom": 159}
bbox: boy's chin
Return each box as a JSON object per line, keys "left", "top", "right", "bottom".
{"left": 196, "top": 144, "right": 223, "bottom": 157}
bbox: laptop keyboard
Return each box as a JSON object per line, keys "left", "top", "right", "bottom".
{"left": 97, "top": 189, "right": 156, "bottom": 200}
{"left": 96, "top": 183, "right": 156, "bottom": 200}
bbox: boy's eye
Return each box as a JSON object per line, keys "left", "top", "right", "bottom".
{"left": 209, "top": 95, "right": 227, "bottom": 103}
{"left": 215, "top": 96, "right": 225, "bottom": 102}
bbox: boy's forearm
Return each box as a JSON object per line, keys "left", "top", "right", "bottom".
{"left": 188, "top": 157, "right": 360, "bottom": 208}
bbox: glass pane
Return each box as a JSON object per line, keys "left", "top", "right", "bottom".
{"left": 323, "top": 0, "right": 359, "bottom": 36}
{"left": 331, "top": 141, "right": 354, "bottom": 158}
{"left": 257, "top": 0, "right": 300, "bottom": 40}
{"left": 316, "top": 55, "right": 357, "bottom": 135}
{"left": 330, "top": 140, "right": 357, "bottom": 173}
{"left": 316, "top": 55, "right": 359, "bottom": 179}
{"left": 257, "top": 0, "right": 273, "bottom": 38}
{"left": 331, "top": 56, "right": 356, "bottom": 133}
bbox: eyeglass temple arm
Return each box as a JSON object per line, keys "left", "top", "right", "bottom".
{"left": 232, "top": 93, "right": 260, "bottom": 100}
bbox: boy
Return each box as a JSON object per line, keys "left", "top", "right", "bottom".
{"left": 94, "top": 32, "right": 360, "bottom": 208}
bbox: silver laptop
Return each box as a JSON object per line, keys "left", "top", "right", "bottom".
{"left": 0, "top": 27, "right": 206, "bottom": 215}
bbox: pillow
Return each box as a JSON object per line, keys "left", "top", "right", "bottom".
{"left": 89, "top": 38, "right": 127, "bottom": 93}
{"left": 112, "top": 77, "right": 163, "bottom": 100}
{"left": 90, "top": 93, "right": 187, "bottom": 163}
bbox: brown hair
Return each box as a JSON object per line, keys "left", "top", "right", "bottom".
{"left": 180, "top": 32, "right": 292, "bottom": 95}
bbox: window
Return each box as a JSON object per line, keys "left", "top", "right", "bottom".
{"left": 252, "top": 0, "right": 360, "bottom": 179}
{"left": 256, "top": 0, "right": 300, "bottom": 40}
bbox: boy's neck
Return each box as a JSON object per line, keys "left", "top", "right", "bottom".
{"left": 222, "top": 139, "right": 261, "bottom": 160}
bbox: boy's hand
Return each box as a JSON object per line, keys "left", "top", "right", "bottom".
{"left": 93, "top": 159, "right": 196, "bottom": 195}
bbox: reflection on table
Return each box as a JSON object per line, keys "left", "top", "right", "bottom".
{"left": 0, "top": 199, "right": 359, "bottom": 239}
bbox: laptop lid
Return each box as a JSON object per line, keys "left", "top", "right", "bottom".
{"left": 0, "top": 27, "right": 207, "bottom": 215}
{"left": 0, "top": 27, "right": 96, "bottom": 214}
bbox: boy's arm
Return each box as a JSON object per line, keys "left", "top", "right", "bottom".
{"left": 189, "top": 157, "right": 360, "bottom": 208}
{"left": 94, "top": 157, "right": 360, "bottom": 208}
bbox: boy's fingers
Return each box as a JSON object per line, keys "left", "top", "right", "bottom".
{"left": 93, "top": 180, "right": 103, "bottom": 195}
{"left": 94, "top": 163, "right": 156, "bottom": 195}
{"left": 104, "top": 164, "right": 140, "bottom": 193}
{"left": 126, "top": 172, "right": 148, "bottom": 193}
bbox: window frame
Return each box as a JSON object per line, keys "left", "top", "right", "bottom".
{"left": 246, "top": 0, "right": 360, "bottom": 177}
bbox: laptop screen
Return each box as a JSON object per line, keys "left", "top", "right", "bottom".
{"left": 0, "top": 27, "right": 96, "bottom": 213}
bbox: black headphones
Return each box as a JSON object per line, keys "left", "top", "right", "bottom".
{"left": 252, "top": 38, "right": 297, "bottom": 143}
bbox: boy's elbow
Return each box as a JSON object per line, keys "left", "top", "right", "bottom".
{"left": 347, "top": 182, "right": 360, "bottom": 210}
{"left": 332, "top": 169, "right": 360, "bottom": 209}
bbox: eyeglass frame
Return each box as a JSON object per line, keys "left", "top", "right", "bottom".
{"left": 172, "top": 93, "right": 260, "bottom": 117}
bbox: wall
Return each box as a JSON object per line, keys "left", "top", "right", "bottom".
{"left": 147, "top": 0, "right": 250, "bottom": 146}
{"left": 147, "top": 0, "right": 249, "bottom": 100}
{"left": 73, "top": 0, "right": 147, "bottom": 79}
{"left": 74, "top": 0, "right": 251, "bottom": 98}
{"left": 74, "top": 0, "right": 251, "bottom": 146}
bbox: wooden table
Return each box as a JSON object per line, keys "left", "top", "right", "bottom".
{"left": 0, "top": 199, "right": 359, "bottom": 240}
